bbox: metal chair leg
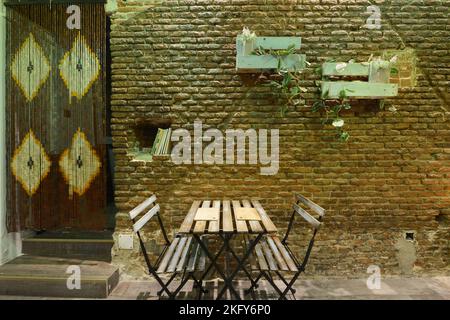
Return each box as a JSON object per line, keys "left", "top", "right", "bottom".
{"left": 262, "top": 271, "right": 287, "bottom": 300}
{"left": 157, "top": 272, "right": 177, "bottom": 297}
{"left": 278, "top": 272, "right": 300, "bottom": 300}
{"left": 244, "top": 272, "right": 262, "bottom": 295}
{"left": 275, "top": 271, "right": 296, "bottom": 295}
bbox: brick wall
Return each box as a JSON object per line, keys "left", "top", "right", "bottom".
{"left": 109, "top": 0, "right": 450, "bottom": 278}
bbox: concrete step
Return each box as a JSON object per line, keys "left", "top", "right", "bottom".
{"left": 22, "top": 231, "right": 114, "bottom": 262}
{"left": 0, "top": 255, "right": 119, "bottom": 298}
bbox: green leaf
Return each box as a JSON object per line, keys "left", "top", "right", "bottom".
{"left": 312, "top": 101, "right": 324, "bottom": 112}
{"left": 339, "top": 89, "right": 347, "bottom": 99}
{"left": 339, "top": 131, "right": 350, "bottom": 142}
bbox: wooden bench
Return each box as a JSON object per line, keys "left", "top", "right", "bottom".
{"left": 246, "top": 193, "right": 326, "bottom": 300}
{"left": 129, "top": 194, "right": 206, "bottom": 299}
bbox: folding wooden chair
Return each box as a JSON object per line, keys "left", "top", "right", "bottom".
{"left": 129, "top": 194, "right": 207, "bottom": 299}
{"left": 245, "top": 193, "right": 326, "bottom": 300}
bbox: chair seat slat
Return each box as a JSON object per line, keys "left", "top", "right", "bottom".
{"left": 272, "top": 236, "right": 298, "bottom": 272}
{"left": 176, "top": 237, "right": 193, "bottom": 272}
{"left": 266, "top": 237, "right": 289, "bottom": 271}
{"left": 186, "top": 241, "right": 200, "bottom": 273}
{"left": 261, "top": 240, "right": 277, "bottom": 270}
{"left": 167, "top": 237, "right": 188, "bottom": 273}
{"left": 157, "top": 237, "right": 180, "bottom": 273}
{"left": 254, "top": 243, "right": 269, "bottom": 271}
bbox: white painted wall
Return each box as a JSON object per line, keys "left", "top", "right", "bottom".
{"left": 0, "top": 0, "right": 21, "bottom": 265}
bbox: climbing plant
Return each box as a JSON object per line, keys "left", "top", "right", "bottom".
{"left": 253, "top": 44, "right": 307, "bottom": 116}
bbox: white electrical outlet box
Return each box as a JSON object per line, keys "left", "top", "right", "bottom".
{"left": 118, "top": 233, "right": 134, "bottom": 250}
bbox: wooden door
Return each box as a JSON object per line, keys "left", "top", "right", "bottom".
{"left": 5, "top": 3, "right": 108, "bottom": 231}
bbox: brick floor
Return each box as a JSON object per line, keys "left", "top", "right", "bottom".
{"left": 107, "top": 276, "right": 450, "bottom": 300}
{"left": 0, "top": 276, "right": 448, "bottom": 300}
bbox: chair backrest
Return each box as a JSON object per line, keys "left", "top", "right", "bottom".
{"left": 283, "top": 193, "right": 326, "bottom": 271}
{"left": 128, "top": 193, "right": 170, "bottom": 245}
{"left": 293, "top": 193, "right": 326, "bottom": 230}
{"left": 129, "top": 194, "right": 160, "bottom": 233}
{"left": 283, "top": 194, "right": 325, "bottom": 271}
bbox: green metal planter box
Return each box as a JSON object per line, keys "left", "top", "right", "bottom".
{"left": 321, "top": 62, "right": 398, "bottom": 99}
{"left": 236, "top": 36, "right": 306, "bottom": 73}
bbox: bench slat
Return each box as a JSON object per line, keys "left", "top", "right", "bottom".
{"left": 167, "top": 237, "right": 188, "bottom": 273}
{"left": 293, "top": 204, "right": 321, "bottom": 229}
{"left": 197, "top": 237, "right": 207, "bottom": 272}
{"left": 295, "top": 193, "right": 325, "bottom": 217}
{"left": 132, "top": 204, "right": 160, "bottom": 233}
{"left": 186, "top": 241, "right": 200, "bottom": 273}
{"left": 176, "top": 237, "right": 193, "bottom": 272}
{"left": 157, "top": 237, "right": 180, "bottom": 273}
{"left": 129, "top": 195, "right": 157, "bottom": 220}
{"left": 267, "top": 237, "right": 289, "bottom": 271}
{"left": 261, "top": 240, "right": 278, "bottom": 270}
{"left": 272, "top": 236, "right": 298, "bottom": 272}
{"left": 254, "top": 242, "right": 269, "bottom": 271}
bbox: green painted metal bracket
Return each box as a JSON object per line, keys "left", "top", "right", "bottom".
{"left": 321, "top": 81, "right": 398, "bottom": 99}
{"left": 236, "top": 36, "right": 305, "bottom": 73}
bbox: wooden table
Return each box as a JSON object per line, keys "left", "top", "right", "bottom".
{"left": 178, "top": 199, "right": 278, "bottom": 300}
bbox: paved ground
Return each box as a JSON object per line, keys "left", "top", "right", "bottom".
{"left": 0, "top": 276, "right": 448, "bottom": 300}
{"left": 108, "top": 276, "right": 450, "bottom": 300}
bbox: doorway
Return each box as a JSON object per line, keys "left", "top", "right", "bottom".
{"left": 5, "top": 2, "right": 114, "bottom": 232}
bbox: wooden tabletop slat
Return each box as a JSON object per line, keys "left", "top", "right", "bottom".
{"left": 251, "top": 200, "right": 277, "bottom": 233}
{"left": 208, "top": 201, "right": 221, "bottom": 233}
{"left": 193, "top": 200, "right": 210, "bottom": 234}
{"left": 232, "top": 200, "right": 248, "bottom": 233}
{"left": 222, "top": 200, "right": 234, "bottom": 232}
{"left": 179, "top": 200, "right": 201, "bottom": 234}
{"left": 180, "top": 200, "right": 277, "bottom": 235}
{"left": 242, "top": 200, "right": 263, "bottom": 233}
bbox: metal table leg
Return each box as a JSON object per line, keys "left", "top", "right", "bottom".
{"left": 193, "top": 234, "right": 242, "bottom": 300}
{"left": 216, "top": 233, "right": 263, "bottom": 300}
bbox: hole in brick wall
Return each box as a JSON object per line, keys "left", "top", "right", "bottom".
{"left": 435, "top": 213, "right": 449, "bottom": 225}
{"left": 130, "top": 119, "right": 172, "bottom": 160}
{"left": 405, "top": 232, "right": 415, "bottom": 241}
